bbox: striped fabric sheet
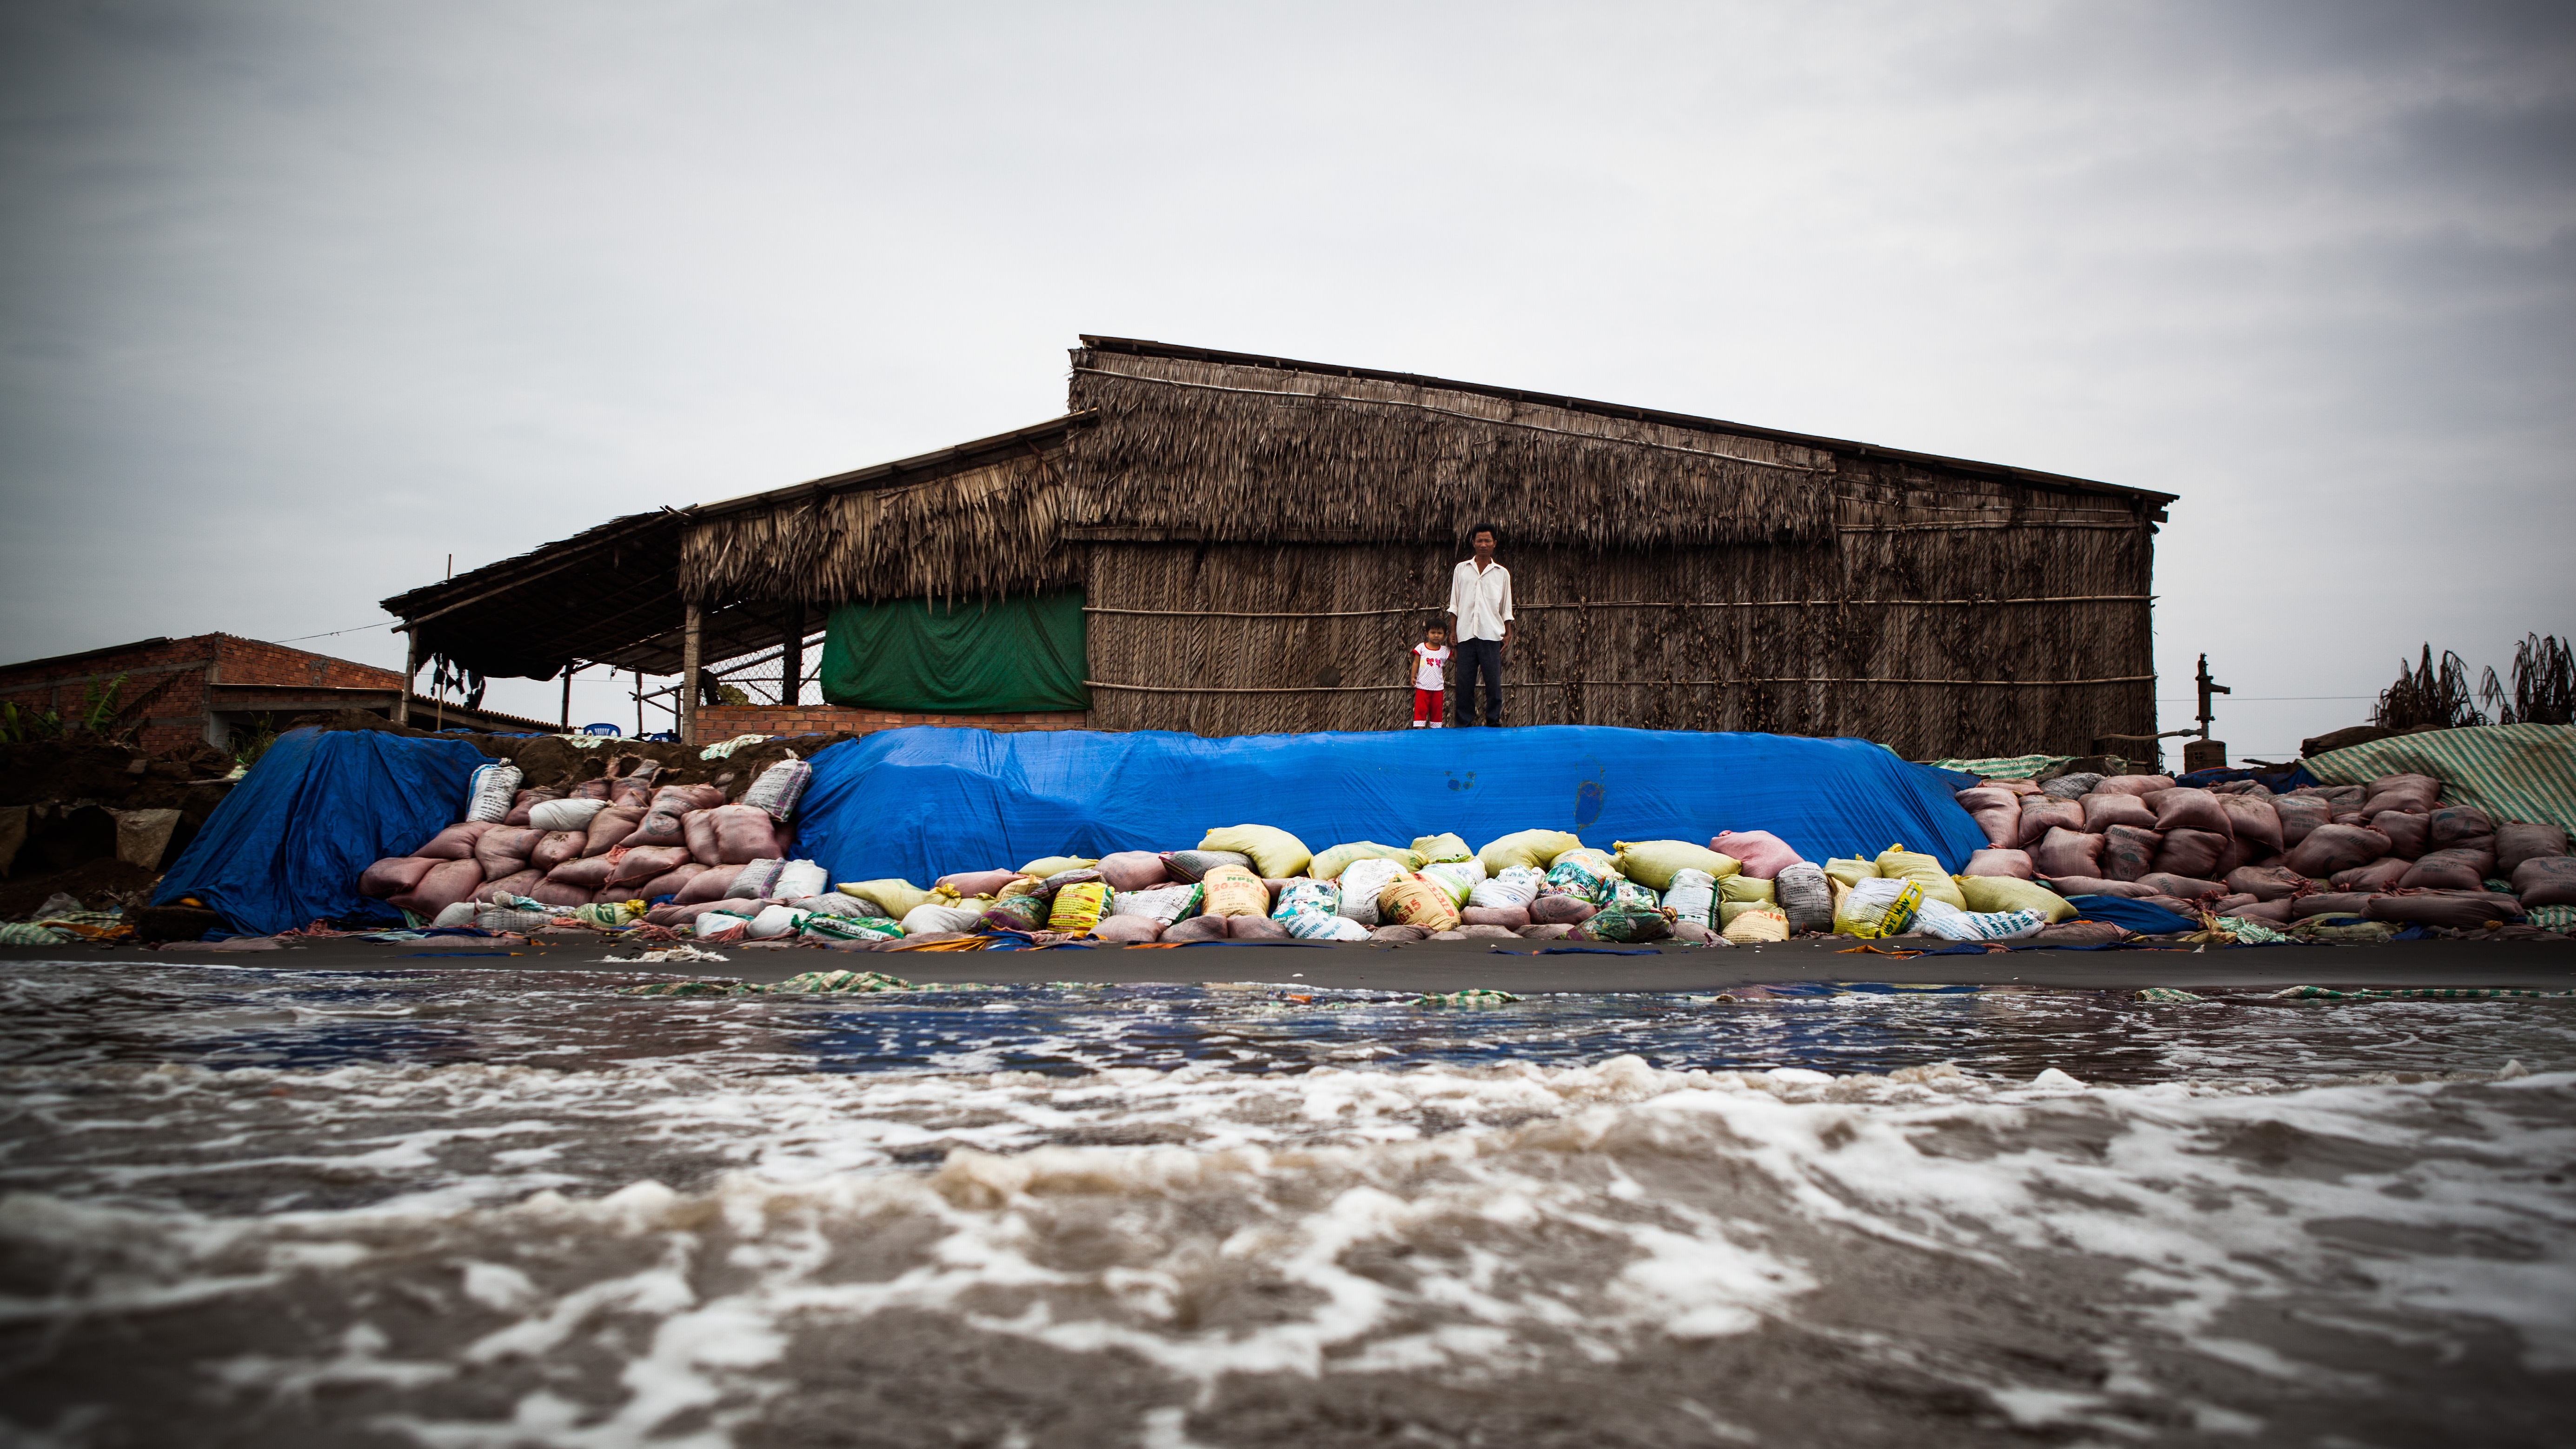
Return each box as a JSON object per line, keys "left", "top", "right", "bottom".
{"left": 1927, "top": 753, "right": 2070, "bottom": 781}
{"left": 2302, "top": 724, "right": 2576, "bottom": 835}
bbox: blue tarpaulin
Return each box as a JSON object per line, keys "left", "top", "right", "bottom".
{"left": 152, "top": 727, "right": 490, "bottom": 934}
{"left": 792, "top": 725, "right": 1991, "bottom": 886}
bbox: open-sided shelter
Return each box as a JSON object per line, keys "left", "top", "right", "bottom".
{"left": 384, "top": 337, "right": 2173, "bottom": 759}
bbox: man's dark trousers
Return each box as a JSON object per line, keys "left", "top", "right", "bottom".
{"left": 1452, "top": 638, "right": 1504, "bottom": 727}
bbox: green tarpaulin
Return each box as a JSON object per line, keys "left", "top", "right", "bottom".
{"left": 819, "top": 592, "right": 1090, "bottom": 715}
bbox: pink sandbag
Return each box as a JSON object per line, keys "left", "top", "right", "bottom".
{"left": 503, "top": 788, "right": 563, "bottom": 828}
{"left": 1162, "top": 915, "right": 1230, "bottom": 942}
{"left": 2370, "top": 810, "right": 2429, "bottom": 860}
{"left": 2081, "top": 793, "right": 2157, "bottom": 832}
{"left": 2427, "top": 804, "right": 2496, "bottom": 852}
{"left": 526, "top": 879, "right": 593, "bottom": 908}
{"left": 2361, "top": 773, "right": 2440, "bottom": 815}
{"left": 2497, "top": 822, "right": 2569, "bottom": 876}
{"left": 1462, "top": 905, "right": 1533, "bottom": 928}
{"left": 1228, "top": 914, "right": 1290, "bottom": 939}
{"left": 360, "top": 856, "right": 437, "bottom": 898}
{"left": 1093, "top": 914, "right": 1166, "bottom": 943}
{"left": 2015, "top": 798, "right": 2084, "bottom": 848}
{"left": 1708, "top": 830, "right": 1802, "bottom": 878}
{"left": 682, "top": 810, "right": 721, "bottom": 865}
{"left": 582, "top": 807, "right": 646, "bottom": 857}
{"left": 2208, "top": 893, "right": 2259, "bottom": 917}
{"left": 2042, "top": 875, "right": 2156, "bottom": 898}
{"left": 2218, "top": 795, "right": 2283, "bottom": 854}
{"left": 389, "top": 858, "right": 484, "bottom": 917}
{"left": 530, "top": 831, "right": 585, "bottom": 872}
{"left": 2224, "top": 865, "right": 2308, "bottom": 901}
{"left": 2512, "top": 856, "right": 2576, "bottom": 907}
{"left": 413, "top": 821, "right": 494, "bottom": 861}
{"left": 637, "top": 863, "right": 708, "bottom": 900}
{"left": 606, "top": 845, "right": 694, "bottom": 890}
{"left": 568, "top": 777, "right": 613, "bottom": 802}
{"left": 471, "top": 868, "right": 544, "bottom": 904}
{"left": 473, "top": 825, "right": 543, "bottom": 878}
{"left": 937, "top": 869, "right": 1025, "bottom": 898}
{"left": 2284, "top": 824, "right": 2394, "bottom": 878}
{"left": 2292, "top": 892, "right": 2380, "bottom": 919}
{"left": 2366, "top": 891, "right": 2523, "bottom": 929}
{"left": 546, "top": 856, "right": 619, "bottom": 889}
{"left": 2099, "top": 825, "right": 2162, "bottom": 882}
{"left": 645, "top": 900, "right": 733, "bottom": 929}
{"left": 2137, "top": 871, "right": 2225, "bottom": 900}
{"left": 2138, "top": 895, "right": 2204, "bottom": 920}
{"left": 1515, "top": 923, "right": 1576, "bottom": 940}
{"left": 1963, "top": 848, "right": 2034, "bottom": 879}
{"left": 610, "top": 778, "right": 654, "bottom": 810}
{"left": 2272, "top": 795, "right": 2332, "bottom": 849}
{"left": 675, "top": 863, "right": 746, "bottom": 904}
{"left": 1954, "top": 789, "right": 2022, "bottom": 848}
{"left": 2330, "top": 858, "right": 2411, "bottom": 892}
{"left": 706, "top": 804, "right": 786, "bottom": 865}
{"left": 619, "top": 798, "right": 693, "bottom": 850}
{"left": 1097, "top": 852, "right": 1172, "bottom": 891}
{"left": 2091, "top": 774, "right": 2175, "bottom": 798}
{"left": 2398, "top": 850, "right": 2492, "bottom": 892}
{"left": 2230, "top": 897, "right": 2299, "bottom": 926}
{"left": 2151, "top": 828, "right": 2227, "bottom": 880}
{"left": 2032, "top": 828, "right": 2105, "bottom": 879}
{"left": 1530, "top": 895, "right": 1598, "bottom": 924}
{"left": 2213, "top": 837, "right": 2265, "bottom": 881}
{"left": 2147, "top": 788, "right": 2232, "bottom": 838}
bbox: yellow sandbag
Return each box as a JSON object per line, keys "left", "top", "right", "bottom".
{"left": 1719, "top": 876, "right": 1776, "bottom": 906}
{"left": 1411, "top": 833, "right": 1473, "bottom": 863}
{"left": 1718, "top": 899, "right": 1772, "bottom": 926}
{"left": 1611, "top": 839, "right": 1740, "bottom": 890}
{"left": 839, "top": 878, "right": 932, "bottom": 918}
{"left": 1478, "top": 829, "right": 1584, "bottom": 877}
{"left": 1954, "top": 874, "right": 2075, "bottom": 923}
{"left": 1018, "top": 856, "right": 1097, "bottom": 879}
{"left": 1379, "top": 872, "right": 1461, "bottom": 931}
{"left": 1046, "top": 882, "right": 1109, "bottom": 934}
{"left": 1201, "top": 864, "right": 1270, "bottom": 917}
{"left": 1199, "top": 824, "right": 1312, "bottom": 880}
{"left": 1823, "top": 857, "right": 1879, "bottom": 889}
{"left": 1873, "top": 845, "right": 1966, "bottom": 910}
{"left": 1834, "top": 878, "right": 1923, "bottom": 938}
{"left": 1310, "top": 840, "right": 1425, "bottom": 881}
{"left": 1721, "top": 907, "right": 1789, "bottom": 944}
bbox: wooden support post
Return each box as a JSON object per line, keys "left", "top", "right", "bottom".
{"left": 634, "top": 671, "right": 644, "bottom": 738}
{"left": 559, "top": 664, "right": 576, "bottom": 731}
{"left": 396, "top": 631, "right": 419, "bottom": 726}
{"left": 781, "top": 600, "right": 805, "bottom": 707}
{"left": 679, "top": 602, "right": 704, "bottom": 747}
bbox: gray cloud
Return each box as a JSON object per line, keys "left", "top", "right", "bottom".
{"left": 3, "top": 0, "right": 2568, "bottom": 750}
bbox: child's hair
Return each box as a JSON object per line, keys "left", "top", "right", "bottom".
{"left": 1424, "top": 620, "right": 1447, "bottom": 637}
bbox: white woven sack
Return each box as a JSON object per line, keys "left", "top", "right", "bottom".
{"left": 741, "top": 756, "right": 812, "bottom": 820}
{"left": 772, "top": 859, "right": 829, "bottom": 900}
{"left": 1468, "top": 865, "right": 1542, "bottom": 910}
{"left": 1337, "top": 858, "right": 1404, "bottom": 925}
{"left": 1661, "top": 868, "right": 1717, "bottom": 927}
{"left": 528, "top": 798, "right": 610, "bottom": 832}
{"left": 464, "top": 761, "right": 523, "bottom": 823}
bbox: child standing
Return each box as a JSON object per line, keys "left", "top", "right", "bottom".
{"left": 1408, "top": 623, "right": 1452, "bottom": 728}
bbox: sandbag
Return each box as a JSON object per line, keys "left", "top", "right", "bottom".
{"left": 525, "top": 879, "right": 594, "bottom": 908}
{"left": 1019, "top": 855, "right": 1099, "bottom": 878}
{"left": 582, "top": 807, "right": 646, "bottom": 858}
{"left": 546, "top": 855, "right": 618, "bottom": 890}
{"left": 1579, "top": 906, "right": 1675, "bottom": 943}
{"left": 2427, "top": 804, "right": 2496, "bottom": 852}
{"left": 1468, "top": 864, "right": 1544, "bottom": 911}
{"left": 741, "top": 756, "right": 812, "bottom": 820}
{"left": 644, "top": 900, "right": 732, "bottom": 930}
{"left": 1833, "top": 877, "right": 1921, "bottom": 938}
{"left": 1201, "top": 865, "right": 1269, "bottom": 918}
{"left": 2151, "top": 828, "right": 2227, "bottom": 880}
{"left": 727, "top": 858, "right": 784, "bottom": 900}
{"left": 1335, "top": 857, "right": 1405, "bottom": 925}
{"left": 1528, "top": 894, "right": 1597, "bottom": 925}
{"left": 839, "top": 878, "right": 933, "bottom": 919}
{"left": 1513, "top": 924, "right": 1574, "bottom": 941}
{"left": 1380, "top": 872, "right": 1461, "bottom": 931}
{"left": 2032, "top": 828, "right": 2105, "bottom": 880}
{"left": 1280, "top": 906, "right": 1371, "bottom": 942}
{"left": 1198, "top": 824, "right": 1312, "bottom": 880}
{"left": 1918, "top": 907, "right": 2045, "bottom": 943}
{"left": 2398, "top": 850, "right": 2492, "bottom": 892}
{"left": 1412, "top": 833, "right": 1473, "bottom": 863}
{"left": 1963, "top": 848, "right": 2035, "bottom": 879}
{"left": 2135, "top": 871, "right": 2224, "bottom": 900}
{"left": 1228, "top": 914, "right": 1291, "bottom": 940}
{"left": 1040, "top": 869, "right": 1102, "bottom": 895}
{"left": 2272, "top": 794, "right": 2333, "bottom": 849}
{"left": 390, "top": 857, "right": 485, "bottom": 917}
{"left": 936, "top": 869, "right": 1024, "bottom": 898}
{"left": 1097, "top": 851, "right": 1172, "bottom": 891}
{"left": 2226, "top": 898, "right": 2298, "bottom": 927}
{"left": 2361, "top": 773, "right": 2440, "bottom": 815}
{"left": 503, "top": 787, "right": 563, "bottom": 827}
{"left": 1614, "top": 839, "right": 1737, "bottom": 890}
{"left": 902, "top": 902, "right": 988, "bottom": 936}
{"left": 1160, "top": 850, "right": 1249, "bottom": 882}
{"left": 1479, "top": 829, "right": 1586, "bottom": 877}
{"left": 2365, "top": 891, "right": 2523, "bottom": 929}
{"left": 471, "top": 825, "right": 542, "bottom": 879}
{"left": 2224, "top": 865, "right": 2308, "bottom": 902}
{"left": 772, "top": 860, "right": 830, "bottom": 900}
{"left": 1541, "top": 851, "right": 1620, "bottom": 906}
{"left": 1660, "top": 868, "right": 1718, "bottom": 928}
{"left": 2291, "top": 892, "right": 2380, "bottom": 919}
{"left": 2138, "top": 895, "right": 2204, "bottom": 920}
{"left": 2496, "top": 822, "right": 2569, "bottom": 876}
{"left": 360, "top": 856, "right": 436, "bottom": 899}
{"left": 2016, "top": 798, "right": 2084, "bottom": 847}
{"left": 1309, "top": 841, "right": 1425, "bottom": 881}
{"left": 1873, "top": 846, "right": 1964, "bottom": 910}
{"left": 606, "top": 845, "right": 694, "bottom": 891}
{"left": 472, "top": 867, "right": 544, "bottom": 904}
{"left": 618, "top": 790, "right": 693, "bottom": 850}
{"left": 1775, "top": 863, "right": 1832, "bottom": 934}
{"left": 2218, "top": 795, "right": 2284, "bottom": 854}
{"left": 699, "top": 804, "right": 781, "bottom": 865}
{"left": 2330, "top": 858, "right": 2411, "bottom": 892}
{"left": 980, "top": 894, "right": 1049, "bottom": 933}
{"left": 2081, "top": 793, "right": 2157, "bottom": 832}
{"left": 464, "top": 760, "right": 522, "bottom": 824}
{"left": 1417, "top": 858, "right": 1483, "bottom": 906}
{"left": 2511, "top": 856, "right": 2576, "bottom": 907}
{"left": 1822, "top": 857, "right": 1878, "bottom": 889}
{"left": 2099, "top": 824, "right": 2162, "bottom": 882}
{"left": 1953, "top": 789, "right": 2023, "bottom": 849}
{"left": 2147, "top": 789, "right": 2232, "bottom": 838}
{"left": 2091, "top": 774, "right": 2174, "bottom": 798}
{"left": 1091, "top": 914, "right": 1165, "bottom": 944}
{"left": 2284, "top": 824, "right": 2395, "bottom": 878}
{"left": 1162, "top": 914, "right": 1229, "bottom": 943}
{"left": 2041, "top": 771, "right": 2104, "bottom": 800}
{"left": 636, "top": 863, "right": 708, "bottom": 900}
{"left": 2362, "top": 810, "right": 2428, "bottom": 861}
{"left": 1953, "top": 875, "right": 2074, "bottom": 922}
{"left": 1035, "top": 882, "right": 1104, "bottom": 934}
{"left": 1115, "top": 882, "right": 1207, "bottom": 925}
{"left": 2032, "top": 920, "right": 2125, "bottom": 947}
{"left": 675, "top": 863, "right": 745, "bottom": 904}
{"left": 413, "top": 821, "right": 494, "bottom": 861}
{"left": 527, "top": 798, "right": 610, "bottom": 833}
{"left": 2050, "top": 877, "right": 2157, "bottom": 898}
{"left": 1462, "top": 905, "right": 1533, "bottom": 929}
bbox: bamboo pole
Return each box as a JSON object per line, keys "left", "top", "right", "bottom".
{"left": 679, "top": 603, "right": 704, "bottom": 747}
{"left": 396, "top": 632, "right": 419, "bottom": 726}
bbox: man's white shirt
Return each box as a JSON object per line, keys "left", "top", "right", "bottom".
{"left": 1447, "top": 560, "right": 1514, "bottom": 642}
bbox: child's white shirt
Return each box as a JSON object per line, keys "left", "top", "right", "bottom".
{"left": 1413, "top": 643, "right": 1451, "bottom": 690}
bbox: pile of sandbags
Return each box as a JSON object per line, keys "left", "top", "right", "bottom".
{"left": 1956, "top": 769, "right": 2561, "bottom": 931}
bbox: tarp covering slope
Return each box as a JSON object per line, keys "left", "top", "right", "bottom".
{"left": 794, "top": 725, "right": 1989, "bottom": 886}
{"left": 2303, "top": 724, "right": 2576, "bottom": 835}
{"left": 152, "top": 727, "right": 489, "bottom": 934}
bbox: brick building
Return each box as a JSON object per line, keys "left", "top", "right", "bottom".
{"left": 0, "top": 634, "right": 553, "bottom": 754}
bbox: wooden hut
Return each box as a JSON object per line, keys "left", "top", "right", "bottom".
{"left": 387, "top": 338, "right": 2172, "bottom": 759}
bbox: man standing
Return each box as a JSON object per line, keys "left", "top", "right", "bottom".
{"left": 1445, "top": 524, "right": 1514, "bottom": 727}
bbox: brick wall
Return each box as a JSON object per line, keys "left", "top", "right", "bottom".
{"left": 212, "top": 636, "right": 402, "bottom": 690}
{"left": 693, "top": 704, "right": 1094, "bottom": 740}
{"left": 0, "top": 633, "right": 405, "bottom": 752}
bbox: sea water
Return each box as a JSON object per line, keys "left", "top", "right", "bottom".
{"left": 0, "top": 960, "right": 2569, "bottom": 1446}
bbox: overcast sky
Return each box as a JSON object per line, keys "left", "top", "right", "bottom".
{"left": 4, "top": 0, "right": 2569, "bottom": 757}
